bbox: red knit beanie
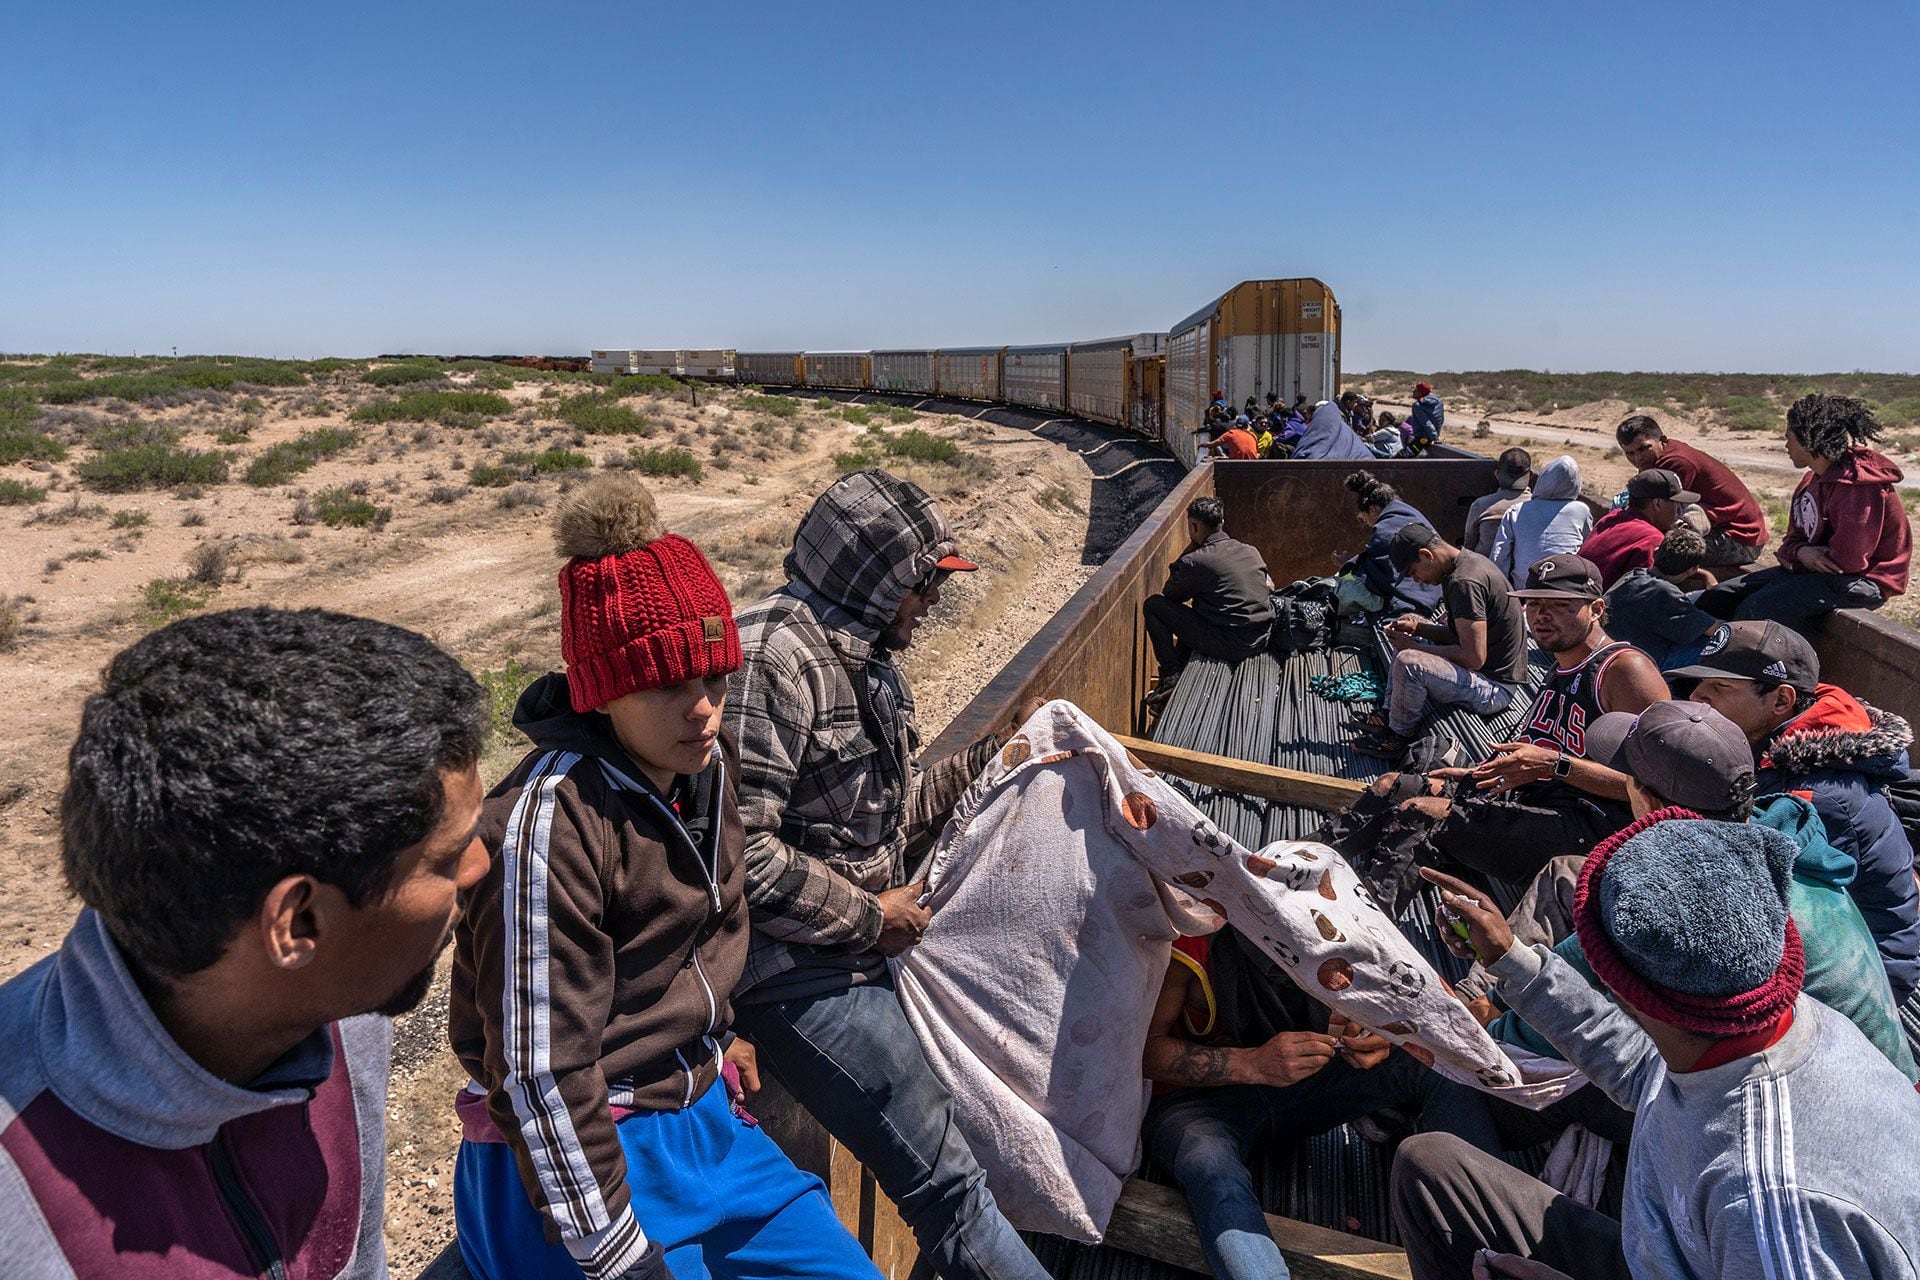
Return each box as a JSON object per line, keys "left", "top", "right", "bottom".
{"left": 552, "top": 477, "right": 741, "bottom": 713}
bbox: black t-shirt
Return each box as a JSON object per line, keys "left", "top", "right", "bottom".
{"left": 1443, "top": 550, "right": 1529, "bottom": 683}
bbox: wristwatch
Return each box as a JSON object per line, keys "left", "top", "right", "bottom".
{"left": 1552, "top": 750, "right": 1573, "bottom": 780}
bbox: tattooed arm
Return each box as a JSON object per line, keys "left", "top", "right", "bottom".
{"left": 1142, "top": 959, "right": 1340, "bottom": 1089}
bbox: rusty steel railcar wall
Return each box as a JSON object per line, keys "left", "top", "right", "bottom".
{"left": 737, "top": 352, "right": 804, "bottom": 387}
{"left": 1002, "top": 344, "right": 1069, "bottom": 413}
{"left": 935, "top": 347, "right": 1002, "bottom": 401}
{"left": 801, "top": 352, "right": 873, "bottom": 390}
{"left": 872, "top": 350, "right": 937, "bottom": 395}
{"left": 1166, "top": 279, "right": 1341, "bottom": 467}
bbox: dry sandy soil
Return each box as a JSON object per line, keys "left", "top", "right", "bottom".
{"left": 0, "top": 366, "right": 1156, "bottom": 1271}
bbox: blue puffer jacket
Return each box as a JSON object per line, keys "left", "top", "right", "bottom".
{"left": 1346, "top": 498, "right": 1443, "bottom": 614}
{"left": 1408, "top": 393, "right": 1444, "bottom": 443}
{"left": 1757, "top": 685, "right": 1920, "bottom": 1004}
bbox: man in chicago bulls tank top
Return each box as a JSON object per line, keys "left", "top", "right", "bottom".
{"left": 1329, "top": 556, "right": 1671, "bottom": 911}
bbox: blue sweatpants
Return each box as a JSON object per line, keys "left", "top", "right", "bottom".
{"left": 454, "top": 1082, "right": 881, "bottom": 1280}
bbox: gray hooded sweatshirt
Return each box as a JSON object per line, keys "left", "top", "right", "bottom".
{"left": 1490, "top": 455, "right": 1594, "bottom": 587}
{"left": 1493, "top": 941, "right": 1920, "bottom": 1279}
{"left": 726, "top": 469, "right": 1001, "bottom": 1000}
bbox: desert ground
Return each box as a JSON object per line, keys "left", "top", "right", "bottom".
{"left": 0, "top": 357, "right": 1180, "bottom": 1269}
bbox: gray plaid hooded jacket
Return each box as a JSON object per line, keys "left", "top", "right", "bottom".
{"left": 726, "top": 470, "right": 1000, "bottom": 995}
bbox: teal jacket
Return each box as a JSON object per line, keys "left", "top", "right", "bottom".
{"left": 1492, "top": 794, "right": 1918, "bottom": 1083}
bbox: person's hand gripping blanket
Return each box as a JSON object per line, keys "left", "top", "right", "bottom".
{"left": 892, "top": 699, "right": 1581, "bottom": 1242}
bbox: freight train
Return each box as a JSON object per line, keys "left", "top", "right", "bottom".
{"left": 592, "top": 277, "right": 1342, "bottom": 469}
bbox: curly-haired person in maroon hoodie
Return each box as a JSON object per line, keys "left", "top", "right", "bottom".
{"left": 1700, "top": 394, "right": 1912, "bottom": 634}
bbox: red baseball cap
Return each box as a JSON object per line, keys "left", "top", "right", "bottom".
{"left": 936, "top": 553, "right": 978, "bottom": 572}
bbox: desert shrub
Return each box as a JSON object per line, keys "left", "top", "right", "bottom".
{"left": 110, "top": 509, "right": 149, "bottom": 529}
{"left": 505, "top": 447, "right": 593, "bottom": 473}
{"left": 555, "top": 393, "right": 652, "bottom": 435}
{"left": 626, "top": 447, "right": 703, "bottom": 481}
{"left": 425, "top": 484, "right": 464, "bottom": 504}
{"left": 185, "top": 541, "right": 231, "bottom": 585}
{"left": 141, "top": 579, "right": 210, "bottom": 625}
{"left": 350, "top": 389, "right": 511, "bottom": 423}
{"left": 739, "top": 394, "right": 799, "bottom": 418}
{"left": 1720, "top": 396, "right": 1782, "bottom": 432}
{"left": 180, "top": 510, "right": 207, "bottom": 526}
{"left": 0, "top": 390, "right": 67, "bottom": 464}
{"left": 0, "top": 478, "right": 45, "bottom": 505}
{"left": 361, "top": 361, "right": 448, "bottom": 387}
{"left": 78, "top": 443, "right": 229, "bottom": 492}
{"left": 243, "top": 427, "right": 360, "bottom": 486}
{"left": 496, "top": 484, "right": 545, "bottom": 510}
{"left": 311, "top": 485, "right": 389, "bottom": 528}
{"left": 477, "top": 658, "right": 534, "bottom": 752}
{"left": 467, "top": 464, "right": 518, "bottom": 488}
{"left": 610, "top": 373, "right": 683, "bottom": 398}
{"left": 0, "top": 596, "right": 22, "bottom": 650}
{"left": 215, "top": 427, "right": 253, "bottom": 444}
{"left": 840, "top": 405, "right": 874, "bottom": 426}
{"left": 882, "top": 429, "right": 959, "bottom": 463}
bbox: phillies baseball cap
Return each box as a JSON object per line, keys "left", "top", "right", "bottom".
{"left": 1666, "top": 620, "right": 1818, "bottom": 694}
{"left": 1626, "top": 468, "right": 1701, "bottom": 505}
{"left": 1511, "top": 554, "right": 1604, "bottom": 601}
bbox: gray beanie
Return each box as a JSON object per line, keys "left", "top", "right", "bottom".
{"left": 1596, "top": 819, "right": 1796, "bottom": 999}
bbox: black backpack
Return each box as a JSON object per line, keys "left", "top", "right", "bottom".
{"left": 1268, "top": 577, "right": 1338, "bottom": 657}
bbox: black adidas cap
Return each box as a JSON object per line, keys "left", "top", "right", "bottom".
{"left": 1667, "top": 620, "right": 1819, "bottom": 694}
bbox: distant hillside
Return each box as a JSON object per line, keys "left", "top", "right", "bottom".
{"left": 1343, "top": 370, "right": 1920, "bottom": 434}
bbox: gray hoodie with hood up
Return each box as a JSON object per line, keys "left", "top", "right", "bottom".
{"left": 725, "top": 470, "right": 1002, "bottom": 999}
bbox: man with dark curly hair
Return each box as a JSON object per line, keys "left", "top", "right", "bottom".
{"left": 0, "top": 607, "right": 492, "bottom": 1279}
{"left": 1699, "top": 394, "right": 1911, "bottom": 631}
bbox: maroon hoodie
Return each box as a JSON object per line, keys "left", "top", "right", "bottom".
{"left": 1580, "top": 506, "right": 1665, "bottom": 588}
{"left": 1778, "top": 447, "right": 1912, "bottom": 597}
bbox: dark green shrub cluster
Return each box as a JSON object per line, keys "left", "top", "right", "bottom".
{"left": 310, "top": 485, "right": 389, "bottom": 528}
{"left": 244, "top": 427, "right": 361, "bottom": 486}
{"left": 555, "top": 393, "right": 652, "bottom": 435}
{"left": 78, "top": 440, "right": 230, "bottom": 492}
{"left": 625, "top": 447, "right": 703, "bottom": 480}
{"left": 350, "top": 389, "right": 511, "bottom": 423}
{"left": 739, "top": 394, "right": 800, "bottom": 418}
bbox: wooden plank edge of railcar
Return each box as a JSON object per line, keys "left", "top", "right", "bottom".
{"left": 1112, "top": 734, "right": 1367, "bottom": 811}
{"left": 1102, "top": 1180, "right": 1412, "bottom": 1280}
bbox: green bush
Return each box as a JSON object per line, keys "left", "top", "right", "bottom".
{"left": 362, "top": 362, "right": 448, "bottom": 387}
{"left": 611, "top": 373, "right": 685, "bottom": 398}
{"left": 467, "top": 464, "right": 519, "bottom": 488}
{"left": 477, "top": 658, "right": 534, "bottom": 752}
{"left": 350, "top": 389, "right": 511, "bottom": 423}
{"left": 0, "top": 478, "right": 46, "bottom": 505}
{"left": 1720, "top": 396, "right": 1782, "bottom": 432}
{"left": 142, "top": 578, "right": 211, "bottom": 625}
{"left": 840, "top": 405, "right": 874, "bottom": 426}
{"left": 740, "top": 394, "right": 800, "bottom": 418}
{"left": 505, "top": 448, "right": 593, "bottom": 473}
{"left": 244, "top": 427, "right": 361, "bottom": 486}
{"left": 834, "top": 449, "right": 879, "bottom": 473}
{"left": 556, "top": 393, "right": 652, "bottom": 435}
{"left": 78, "top": 444, "right": 230, "bottom": 492}
{"left": 110, "top": 509, "right": 149, "bottom": 529}
{"left": 311, "top": 486, "right": 389, "bottom": 528}
{"left": 626, "top": 447, "right": 703, "bottom": 481}
{"left": 882, "top": 429, "right": 960, "bottom": 463}
{"left": 0, "top": 389, "right": 67, "bottom": 463}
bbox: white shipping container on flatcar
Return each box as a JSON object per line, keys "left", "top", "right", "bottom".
{"left": 629, "top": 349, "right": 685, "bottom": 377}
{"left": 737, "top": 352, "right": 804, "bottom": 387}
{"left": 590, "top": 350, "right": 635, "bottom": 375}
{"left": 935, "top": 347, "right": 1001, "bottom": 402}
{"left": 1002, "top": 344, "right": 1068, "bottom": 412}
{"left": 681, "top": 349, "right": 736, "bottom": 378}
{"left": 871, "top": 350, "right": 936, "bottom": 395}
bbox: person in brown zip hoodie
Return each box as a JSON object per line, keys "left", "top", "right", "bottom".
{"left": 1701, "top": 393, "right": 1912, "bottom": 633}
{"left": 449, "top": 476, "right": 878, "bottom": 1280}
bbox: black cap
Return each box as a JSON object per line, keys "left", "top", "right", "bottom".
{"left": 1511, "top": 554, "right": 1604, "bottom": 601}
{"left": 1387, "top": 523, "right": 1442, "bottom": 573}
{"left": 1666, "top": 620, "right": 1820, "bottom": 694}
{"left": 1494, "top": 448, "right": 1533, "bottom": 486}
{"left": 1622, "top": 700, "right": 1756, "bottom": 812}
{"left": 1626, "top": 468, "right": 1702, "bottom": 505}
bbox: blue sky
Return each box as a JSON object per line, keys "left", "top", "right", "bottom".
{"left": 3, "top": 1, "right": 1916, "bottom": 371}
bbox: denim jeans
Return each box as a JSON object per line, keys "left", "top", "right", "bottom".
{"left": 733, "top": 978, "right": 1050, "bottom": 1280}
{"left": 1696, "top": 565, "right": 1883, "bottom": 634}
{"left": 1385, "top": 647, "right": 1515, "bottom": 736}
{"left": 1142, "top": 1051, "right": 1502, "bottom": 1280}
